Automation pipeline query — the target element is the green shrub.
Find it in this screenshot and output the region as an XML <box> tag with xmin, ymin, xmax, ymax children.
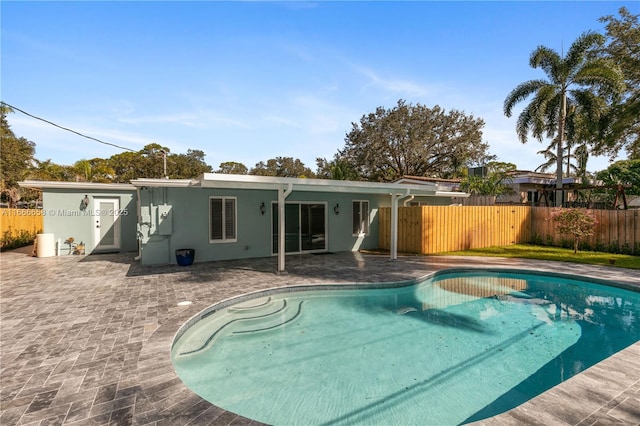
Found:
<box><xmin>607</xmin><ymin>241</ymin><xmax>620</xmax><ymax>254</ymax></box>
<box><xmin>620</xmin><ymin>242</ymin><xmax>633</xmax><ymax>255</ymax></box>
<box><xmin>545</xmin><ymin>234</ymin><xmax>554</xmax><ymax>246</ymax></box>
<box><xmin>1</xmin><ymin>228</ymin><xmax>39</xmax><ymax>251</ymax></box>
<box><xmin>578</xmin><ymin>240</ymin><xmax>592</xmax><ymax>252</ymax></box>
<box><xmin>559</xmin><ymin>238</ymin><xmax>573</xmax><ymax>249</ymax></box>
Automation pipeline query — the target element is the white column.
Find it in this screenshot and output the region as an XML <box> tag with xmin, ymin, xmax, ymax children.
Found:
<box><xmin>390</xmin><ymin>194</ymin><xmax>398</xmax><ymax>260</ymax></box>
<box><xmin>278</xmin><ymin>184</ymin><xmax>293</xmax><ymax>273</ymax></box>
<box><xmin>390</xmin><ymin>192</ymin><xmax>411</xmax><ymax>261</ymax></box>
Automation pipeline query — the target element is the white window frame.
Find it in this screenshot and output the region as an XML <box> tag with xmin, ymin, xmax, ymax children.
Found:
<box><xmin>352</xmin><ymin>200</ymin><xmax>370</xmax><ymax>236</ymax></box>
<box><xmin>209</xmin><ymin>196</ymin><xmax>237</xmax><ymax>243</ymax></box>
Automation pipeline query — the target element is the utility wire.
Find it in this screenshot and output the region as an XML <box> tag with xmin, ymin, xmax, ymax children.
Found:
<box><xmin>1</xmin><ymin>101</ymin><xmax>137</xmax><ymax>152</ymax></box>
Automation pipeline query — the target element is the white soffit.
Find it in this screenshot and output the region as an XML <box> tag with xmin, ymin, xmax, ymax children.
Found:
<box><xmin>197</xmin><ymin>173</ymin><xmax>444</xmax><ymax>196</ymax></box>
<box><xmin>18</xmin><ymin>180</ymin><xmax>136</xmax><ymax>191</ymax></box>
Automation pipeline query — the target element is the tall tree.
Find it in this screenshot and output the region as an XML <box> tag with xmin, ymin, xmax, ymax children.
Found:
<box><xmin>339</xmin><ymin>100</ymin><xmax>488</xmax><ymax>182</ymax></box>
<box><xmin>108</xmin><ymin>151</ymin><xmax>148</xmax><ymax>183</ymax></box>
<box><xmin>216</xmin><ymin>161</ymin><xmax>248</xmax><ymax>175</ymax></box>
<box><xmin>596</xmin><ymin>159</ymin><xmax>640</xmax><ymax>197</ymax></box>
<box><xmin>169</xmin><ymin>149</ymin><xmax>212</xmax><ymax>178</ymax></box>
<box><xmin>73</xmin><ymin>158</ymin><xmax>115</xmax><ymax>183</ymax></box>
<box><xmin>594</xmin><ymin>7</ymin><xmax>640</xmax><ymax>159</ymax></box>
<box><xmin>315</xmin><ymin>156</ymin><xmax>359</xmax><ymax>180</ymax></box>
<box><xmin>250</xmin><ymin>157</ymin><xmax>314</xmax><ymax>178</ymax></box>
<box><xmin>504</xmin><ymin>31</ymin><xmax>624</xmax><ymax>205</ymax></box>
<box><xmin>0</xmin><ymin>106</ymin><xmax>36</xmax><ymax>206</ymax></box>
<box><xmin>28</xmin><ymin>159</ymin><xmax>75</xmax><ymax>181</ymax></box>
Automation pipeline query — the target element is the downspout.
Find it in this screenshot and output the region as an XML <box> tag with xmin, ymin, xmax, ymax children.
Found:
<box><xmin>134</xmin><ymin>186</ymin><xmax>142</xmax><ymax>261</ymax></box>
<box><xmin>164</xmin><ymin>186</ymin><xmax>170</xmax><ymax>265</ymax></box>
<box><xmin>278</xmin><ymin>183</ymin><xmax>293</xmax><ymax>273</ymax></box>
<box><xmin>390</xmin><ymin>190</ymin><xmax>413</xmax><ymax>261</ymax></box>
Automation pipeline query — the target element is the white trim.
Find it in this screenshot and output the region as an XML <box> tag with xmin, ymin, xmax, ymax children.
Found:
<box><xmin>195</xmin><ymin>173</ymin><xmax>448</xmax><ymax>196</ymax></box>
<box><xmin>351</xmin><ymin>200</ymin><xmax>370</xmax><ymax>236</ymax></box>
<box><xmin>93</xmin><ymin>198</ymin><xmax>121</xmax><ymax>251</ymax></box>
<box><xmin>22</xmin><ymin>175</ymin><xmax>469</xmax><ymax>197</ymax></box>
<box><xmin>131</xmin><ymin>178</ymin><xmax>197</xmax><ymax>188</ymax></box>
<box><xmin>19</xmin><ymin>180</ymin><xmax>135</xmax><ymax>191</ymax></box>
<box><xmin>208</xmin><ymin>196</ymin><xmax>237</xmax><ymax>244</ymax></box>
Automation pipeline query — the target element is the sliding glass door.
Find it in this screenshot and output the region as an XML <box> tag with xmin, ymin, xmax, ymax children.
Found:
<box><xmin>272</xmin><ymin>202</ymin><xmax>326</xmax><ymax>254</ymax></box>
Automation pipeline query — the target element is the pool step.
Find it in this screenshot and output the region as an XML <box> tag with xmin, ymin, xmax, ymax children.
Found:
<box><xmin>227</xmin><ymin>296</ymin><xmax>277</xmax><ymax>313</ymax></box>
<box><xmin>231</xmin><ymin>300</ymin><xmax>303</xmax><ymax>335</ymax></box>
<box><xmin>177</xmin><ymin>297</ymin><xmax>303</xmax><ymax>356</ymax></box>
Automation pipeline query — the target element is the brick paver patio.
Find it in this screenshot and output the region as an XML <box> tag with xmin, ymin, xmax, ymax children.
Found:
<box><xmin>1</xmin><ymin>248</ymin><xmax>639</xmax><ymax>425</ymax></box>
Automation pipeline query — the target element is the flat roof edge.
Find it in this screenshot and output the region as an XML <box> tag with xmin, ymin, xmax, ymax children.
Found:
<box><xmin>18</xmin><ymin>180</ymin><xmax>136</xmax><ymax>191</ymax></box>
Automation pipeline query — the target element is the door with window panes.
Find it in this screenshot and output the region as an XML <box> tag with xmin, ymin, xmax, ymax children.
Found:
<box><xmin>272</xmin><ymin>203</ymin><xmax>326</xmax><ymax>254</ymax></box>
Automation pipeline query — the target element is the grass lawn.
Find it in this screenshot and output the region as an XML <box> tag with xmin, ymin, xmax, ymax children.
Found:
<box><xmin>438</xmin><ymin>244</ymin><xmax>640</xmax><ymax>270</ymax></box>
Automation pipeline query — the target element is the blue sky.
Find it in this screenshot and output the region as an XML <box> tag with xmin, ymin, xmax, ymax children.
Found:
<box><xmin>3</xmin><ymin>1</ymin><xmax>638</xmax><ymax>174</ymax></box>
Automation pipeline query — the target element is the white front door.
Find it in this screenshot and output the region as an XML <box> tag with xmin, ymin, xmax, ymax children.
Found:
<box><xmin>93</xmin><ymin>198</ymin><xmax>121</xmax><ymax>251</ymax></box>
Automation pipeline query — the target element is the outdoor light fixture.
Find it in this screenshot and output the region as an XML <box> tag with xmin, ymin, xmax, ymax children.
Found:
<box><xmin>260</xmin><ymin>202</ymin><xmax>266</xmax><ymax>215</ymax></box>
<box><xmin>334</xmin><ymin>203</ymin><xmax>340</xmax><ymax>215</ymax></box>
<box><xmin>80</xmin><ymin>195</ymin><xmax>89</xmax><ymax>211</ymax></box>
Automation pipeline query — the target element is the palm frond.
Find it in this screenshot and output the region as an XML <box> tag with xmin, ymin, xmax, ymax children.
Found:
<box><xmin>516</xmin><ymin>106</ymin><xmax>534</xmax><ymax>143</ymax></box>
<box><xmin>573</xmin><ymin>59</ymin><xmax>626</xmax><ymax>95</ymax></box>
<box><xmin>503</xmin><ymin>79</ymin><xmax>547</xmax><ymax>117</ymax></box>
<box><xmin>565</xmin><ymin>31</ymin><xmax>605</xmax><ymax>71</ymax></box>
<box><xmin>530</xmin><ymin>46</ymin><xmax>561</xmax><ymax>81</ymax></box>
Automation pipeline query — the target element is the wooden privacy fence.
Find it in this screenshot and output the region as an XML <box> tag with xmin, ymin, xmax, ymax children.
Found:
<box><xmin>530</xmin><ymin>207</ymin><xmax>640</xmax><ymax>253</ymax></box>
<box><xmin>379</xmin><ymin>206</ymin><xmax>640</xmax><ymax>254</ymax></box>
<box><xmin>0</xmin><ymin>209</ymin><xmax>44</xmax><ymax>236</ymax></box>
<box><xmin>379</xmin><ymin>206</ymin><xmax>532</xmax><ymax>254</ymax></box>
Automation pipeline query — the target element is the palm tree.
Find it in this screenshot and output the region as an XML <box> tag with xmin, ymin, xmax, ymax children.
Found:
<box><xmin>535</xmin><ymin>145</ymin><xmax>556</xmax><ymax>173</ymax></box>
<box><xmin>504</xmin><ymin>31</ymin><xmax>624</xmax><ymax>206</ymax></box>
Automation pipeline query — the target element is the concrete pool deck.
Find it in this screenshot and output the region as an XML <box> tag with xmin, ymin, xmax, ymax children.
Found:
<box><xmin>1</xmin><ymin>249</ymin><xmax>639</xmax><ymax>425</ymax></box>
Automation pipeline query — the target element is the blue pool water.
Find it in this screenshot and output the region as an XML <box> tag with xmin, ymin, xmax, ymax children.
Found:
<box><xmin>172</xmin><ymin>270</ymin><xmax>640</xmax><ymax>425</ymax></box>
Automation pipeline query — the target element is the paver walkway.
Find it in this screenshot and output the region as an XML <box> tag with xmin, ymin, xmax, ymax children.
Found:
<box><xmin>1</xmin><ymin>249</ymin><xmax>639</xmax><ymax>425</ymax></box>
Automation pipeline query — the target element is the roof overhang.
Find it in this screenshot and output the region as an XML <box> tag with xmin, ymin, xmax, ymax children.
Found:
<box><xmin>21</xmin><ymin>175</ymin><xmax>470</xmax><ymax>198</ymax></box>
<box><xmin>189</xmin><ymin>173</ymin><xmax>468</xmax><ymax>197</ymax></box>
<box><xmin>19</xmin><ymin>180</ymin><xmax>136</xmax><ymax>191</ymax></box>
<box><xmin>130</xmin><ymin>178</ymin><xmax>198</xmax><ymax>188</ymax></box>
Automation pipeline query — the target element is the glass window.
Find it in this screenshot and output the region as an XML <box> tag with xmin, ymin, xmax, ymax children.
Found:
<box><xmin>210</xmin><ymin>197</ymin><xmax>236</xmax><ymax>242</ymax></box>
<box><xmin>352</xmin><ymin>200</ymin><xmax>369</xmax><ymax>235</ymax></box>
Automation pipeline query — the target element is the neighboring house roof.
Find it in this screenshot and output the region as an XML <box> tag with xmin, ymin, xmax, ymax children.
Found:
<box><xmin>131</xmin><ymin>173</ymin><xmax>469</xmax><ymax>198</ymax></box>
<box><xmin>395</xmin><ymin>175</ymin><xmax>461</xmax><ymax>191</ymax></box>
<box><xmin>396</xmin><ymin>175</ymin><xmax>462</xmax><ymax>184</ymax></box>
<box><xmin>508</xmin><ymin>170</ymin><xmax>578</xmax><ymax>186</ymax></box>
<box><xmin>19</xmin><ymin>180</ymin><xmax>136</xmax><ymax>191</ymax></box>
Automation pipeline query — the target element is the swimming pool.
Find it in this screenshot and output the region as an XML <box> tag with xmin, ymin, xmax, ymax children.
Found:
<box><xmin>172</xmin><ymin>270</ymin><xmax>640</xmax><ymax>425</ymax></box>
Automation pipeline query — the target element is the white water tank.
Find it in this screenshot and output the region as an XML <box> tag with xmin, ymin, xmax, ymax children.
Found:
<box><xmin>36</xmin><ymin>233</ymin><xmax>56</xmax><ymax>257</ymax></box>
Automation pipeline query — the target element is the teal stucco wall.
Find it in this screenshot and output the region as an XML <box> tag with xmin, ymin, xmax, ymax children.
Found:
<box><xmin>42</xmin><ymin>189</ymin><xmax>137</xmax><ymax>254</ymax></box>
<box><xmin>138</xmin><ymin>187</ymin><xmax>388</xmax><ymax>265</ymax></box>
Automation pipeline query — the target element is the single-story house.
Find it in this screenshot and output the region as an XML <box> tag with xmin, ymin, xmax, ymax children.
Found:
<box><xmin>20</xmin><ymin>174</ymin><xmax>467</xmax><ymax>271</ymax></box>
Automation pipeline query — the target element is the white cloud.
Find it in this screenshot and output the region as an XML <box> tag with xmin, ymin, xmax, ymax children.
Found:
<box><xmin>354</xmin><ymin>66</ymin><xmax>437</xmax><ymax>98</ymax></box>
